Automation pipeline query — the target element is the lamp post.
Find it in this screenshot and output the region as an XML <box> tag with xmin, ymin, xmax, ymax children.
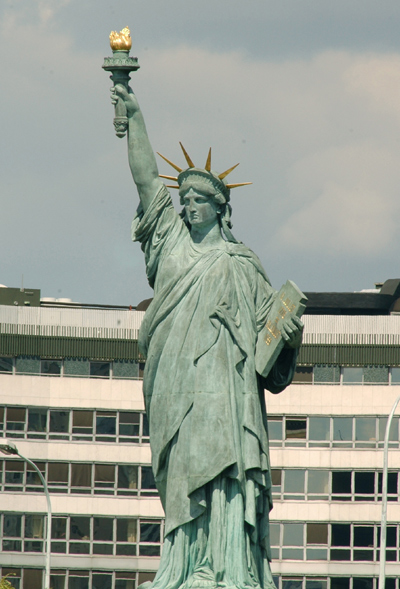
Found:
<box><xmin>0</xmin><ymin>440</ymin><xmax>52</xmax><ymax>589</ymax></box>
<box><xmin>378</xmin><ymin>393</ymin><xmax>400</xmax><ymax>589</ymax></box>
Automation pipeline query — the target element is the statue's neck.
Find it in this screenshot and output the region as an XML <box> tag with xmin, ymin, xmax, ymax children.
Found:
<box><xmin>190</xmin><ymin>221</ymin><xmax>224</xmax><ymax>247</ymax></box>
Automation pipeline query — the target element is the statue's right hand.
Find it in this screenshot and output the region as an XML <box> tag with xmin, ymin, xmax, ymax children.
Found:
<box><xmin>110</xmin><ymin>84</ymin><xmax>140</xmax><ymax>117</ymax></box>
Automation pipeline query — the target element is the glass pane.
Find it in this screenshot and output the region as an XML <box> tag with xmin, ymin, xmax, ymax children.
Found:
<box><xmin>309</xmin><ymin>417</ymin><xmax>330</xmax><ymax>441</ymax></box>
<box><xmin>68</xmin><ymin>572</ymin><xmax>89</xmax><ymax>589</ymax></box>
<box><xmin>378</xmin><ymin>472</ymin><xmax>398</xmax><ymax>495</ymax></box>
<box><xmin>141</xmin><ymin>466</ymin><xmax>156</xmax><ymax>490</ymax></box>
<box><xmin>52</xmin><ymin>517</ymin><xmax>67</xmax><ymax>539</ymax></box>
<box><xmin>50</xmin><ymin>411</ymin><xmax>69</xmax><ymax>433</ymax></box>
<box><xmin>96</xmin><ymin>413</ymin><xmax>116</xmax><ymax>435</ymax></box>
<box><xmin>26</xmin><ymin>462</ymin><xmax>45</xmax><ymax>487</ymax></box>
<box><xmin>283</xmin><ymin>523</ymin><xmax>303</xmax><ymax>546</ymax></box>
<box><xmin>71</xmin><ymin>464</ymin><xmax>91</xmax><ymax>488</ymax></box>
<box><xmin>270</xmin><ymin>523</ymin><xmax>280</xmax><ymax>546</ymax></box>
<box><xmin>333</xmin><ymin>417</ymin><xmax>352</xmax><ymax>441</ymax></box>
<box><xmin>138</xmin><ymin>573</ymin><xmax>155</xmax><ymax>587</ymax></box>
<box><xmin>72</xmin><ymin>411</ymin><xmax>93</xmax><ymax>428</ymax></box>
<box><xmin>355</xmin><ymin>417</ymin><xmax>376</xmax><ymax>442</ymax></box>
<box><xmin>307</xmin><ymin>523</ymin><xmax>328</xmax><ymax>544</ymax></box>
<box><xmin>48</xmin><ymin>463</ymin><xmax>68</xmax><ymax>484</ymax></box>
<box><xmin>118</xmin><ymin>465</ymin><xmax>138</xmax><ymax>491</ymax></box>
<box><xmin>70</xmin><ymin>516</ymin><xmax>90</xmax><ymax>540</ymax></box>
<box><xmin>6</xmin><ymin>407</ymin><xmax>26</xmax><ymax>431</ymax></box>
<box><xmin>332</xmin><ymin>471</ymin><xmax>351</xmax><ymax>495</ymax></box>
<box><xmin>342</xmin><ymin>367</ymin><xmax>363</xmax><ymax>384</ymax></box>
<box><xmin>354</xmin><ymin>526</ymin><xmax>374</xmax><ymax>547</ymax></box>
<box><xmin>306</xmin><ymin>581</ymin><xmax>327</xmax><ymax>589</ymax></box>
<box><xmin>119</xmin><ymin>412</ymin><xmax>140</xmax><ymax>437</ymax></box>
<box><xmin>282</xmin><ymin>581</ymin><xmax>302</xmax><ymax>589</ymax></box>
<box><xmin>331</xmin><ymin>580</ymin><xmax>350</xmax><ymax>589</ymax></box>
<box><xmin>117</xmin><ymin>518</ymin><xmax>137</xmax><ymax>542</ymax></box>
<box><xmin>0</xmin><ymin>357</ymin><xmax>13</xmax><ymax>373</ymax></box>
<box><xmin>28</xmin><ymin>408</ymin><xmax>47</xmax><ymax>433</ymax></box>
<box><xmin>293</xmin><ymin>366</ymin><xmax>313</xmax><ymax>383</ymax></box>
<box><xmin>50</xmin><ymin>575</ymin><xmax>66</xmax><ymax>589</ymax></box>
<box><xmin>331</xmin><ymin>524</ymin><xmax>350</xmax><ymax>546</ymax></box>
<box><xmin>24</xmin><ymin>569</ymin><xmax>42</xmax><ymax>589</ymax></box>
<box><xmin>93</xmin><ymin>517</ymin><xmax>113</xmax><ymax>541</ymax></box>
<box><xmin>391</xmin><ymin>367</ymin><xmax>400</xmax><ymax>384</ymax></box>
<box><xmin>354</xmin><ymin>472</ymin><xmax>375</xmax><ymax>495</ymax></box>
<box><xmin>285</xmin><ymin>419</ymin><xmax>306</xmax><ymax>439</ymax></box>
<box><xmin>5</xmin><ymin>460</ymin><xmax>24</xmax><ymax>486</ymax></box>
<box><xmin>95</xmin><ymin>464</ymin><xmax>115</xmax><ymax>486</ymax></box>
<box><xmin>3</xmin><ymin>514</ymin><xmax>22</xmax><ymax>537</ymax></box>
<box><xmin>353</xmin><ymin>579</ymin><xmax>374</xmax><ymax>589</ymax></box>
<box><xmin>308</xmin><ymin>470</ymin><xmax>329</xmax><ymax>494</ymax></box>
<box><xmin>140</xmin><ymin>522</ymin><xmax>160</xmax><ymax>543</ymax></box>
<box><xmin>90</xmin><ymin>362</ymin><xmax>110</xmax><ymax>378</ymax></box>
<box><xmin>284</xmin><ymin>470</ymin><xmax>305</xmax><ymax>494</ymax></box>
<box><xmin>139</xmin><ymin>544</ymin><xmax>160</xmax><ymax>556</ymax></box>
<box><xmin>41</xmin><ymin>360</ymin><xmax>61</xmax><ymax>376</ymax></box>
<box><xmin>91</xmin><ymin>574</ymin><xmax>112</xmax><ymax>589</ymax></box>
<box><xmin>268</xmin><ymin>418</ymin><xmax>283</xmax><ymax>440</ymax></box>
<box><xmin>271</xmin><ymin>469</ymin><xmax>282</xmax><ymax>488</ymax></box>
<box><xmin>379</xmin><ymin>416</ymin><xmax>398</xmax><ymax>442</ymax></box>
<box><xmin>25</xmin><ymin>515</ymin><xmax>44</xmax><ymax>539</ymax></box>
<box><xmin>142</xmin><ymin>413</ymin><xmax>149</xmax><ymax>437</ymax></box>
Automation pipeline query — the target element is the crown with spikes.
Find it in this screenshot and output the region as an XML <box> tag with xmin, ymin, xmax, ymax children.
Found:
<box><xmin>157</xmin><ymin>143</ymin><xmax>252</xmax><ymax>199</ymax></box>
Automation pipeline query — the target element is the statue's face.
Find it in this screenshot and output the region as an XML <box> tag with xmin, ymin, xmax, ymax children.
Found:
<box><xmin>180</xmin><ymin>183</ymin><xmax>220</xmax><ymax>229</ymax></box>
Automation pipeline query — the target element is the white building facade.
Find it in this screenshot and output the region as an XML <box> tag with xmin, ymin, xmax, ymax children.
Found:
<box><xmin>0</xmin><ymin>281</ymin><xmax>400</xmax><ymax>589</ymax></box>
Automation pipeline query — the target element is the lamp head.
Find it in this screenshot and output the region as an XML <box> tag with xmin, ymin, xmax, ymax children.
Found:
<box><xmin>0</xmin><ymin>439</ymin><xmax>18</xmax><ymax>456</ymax></box>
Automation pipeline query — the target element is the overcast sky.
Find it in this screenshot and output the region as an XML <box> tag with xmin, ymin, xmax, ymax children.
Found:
<box><xmin>1</xmin><ymin>0</ymin><xmax>400</xmax><ymax>305</ymax></box>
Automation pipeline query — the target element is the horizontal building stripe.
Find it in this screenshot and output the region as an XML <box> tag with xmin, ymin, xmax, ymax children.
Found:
<box><xmin>298</xmin><ymin>344</ymin><xmax>400</xmax><ymax>366</ymax></box>
<box><xmin>0</xmin><ymin>334</ymin><xmax>141</xmax><ymax>361</ymax></box>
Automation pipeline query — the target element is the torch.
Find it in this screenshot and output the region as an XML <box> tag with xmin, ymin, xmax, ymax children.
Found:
<box><xmin>102</xmin><ymin>27</ymin><xmax>140</xmax><ymax>138</ymax></box>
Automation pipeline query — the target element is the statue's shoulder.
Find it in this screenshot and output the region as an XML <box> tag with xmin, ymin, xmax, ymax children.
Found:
<box><xmin>225</xmin><ymin>241</ymin><xmax>270</xmax><ymax>284</ymax></box>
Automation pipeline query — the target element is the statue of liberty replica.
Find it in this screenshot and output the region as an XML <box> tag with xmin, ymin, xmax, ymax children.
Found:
<box><xmin>104</xmin><ymin>28</ymin><xmax>304</xmax><ymax>589</ymax></box>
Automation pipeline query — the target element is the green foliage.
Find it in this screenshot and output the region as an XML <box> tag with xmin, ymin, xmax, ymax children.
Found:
<box><xmin>0</xmin><ymin>574</ymin><xmax>16</xmax><ymax>589</ymax></box>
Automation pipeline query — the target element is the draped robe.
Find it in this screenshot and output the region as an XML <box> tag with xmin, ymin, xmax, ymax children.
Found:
<box><xmin>132</xmin><ymin>186</ymin><xmax>297</xmax><ymax>589</ymax></box>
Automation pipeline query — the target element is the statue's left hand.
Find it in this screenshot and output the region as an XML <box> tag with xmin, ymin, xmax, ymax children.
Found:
<box><xmin>281</xmin><ymin>315</ymin><xmax>304</xmax><ymax>349</ymax></box>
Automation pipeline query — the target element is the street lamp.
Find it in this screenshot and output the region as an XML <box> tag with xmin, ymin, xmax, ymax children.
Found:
<box><xmin>0</xmin><ymin>439</ymin><xmax>52</xmax><ymax>589</ymax></box>
<box><xmin>378</xmin><ymin>393</ymin><xmax>400</xmax><ymax>589</ymax></box>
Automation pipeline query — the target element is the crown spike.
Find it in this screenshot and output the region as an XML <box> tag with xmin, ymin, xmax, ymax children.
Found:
<box><xmin>179</xmin><ymin>142</ymin><xmax>195</xmax><ymax>168</ymax></box>
<box><xmin>157</xmin><ymin>152</ymin><xmax>182</xmax><ymax>173</ymax></box>
<box><xmin>219</xmin><ymin>163</ymin><xmax>239</xmax><ymax>180</ymax></box>
<box><xmin>225</xmin><ymin>182</ymin><xmax>252</xmax><ymax>189</ymax></box>
<box><xmin>205</xmin><ymin>148</ymin><xmax>212</xmax><ymax>171</ymax></box>
<box><xmin>159</xmin><ymin>174</ymin><xmax>178</xmax><ymax>181</ymax></box>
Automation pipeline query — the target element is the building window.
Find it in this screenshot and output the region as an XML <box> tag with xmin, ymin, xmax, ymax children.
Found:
<box><xmin>40</xmin><ymin>359</ymin><xmax>62</xmax><ymax>376</ymax></box>
<box><xmin>270</xmin><ymin>469</ymin><xmax>398</xmax><ymax>503</ymax></box>
<box><xmin>0</xmin><ymin>405</ymin><xmax>149</xmax><ymax>445</ymax></box>
<box><xmin>341</xmin><ymin>367</ymin><xmax>363</xmax><ymax>385</ymax></box>
<box><xmin>0</xmin><ymin>460</ymin><xmax>158</xmax><ymax>498</ymax></box>
<box><xmin>390</xmin><ymin>367</ymin><xmax>400</xmax><ymax>384</ymax></box>
<box><xmin>0</xmin><ymin>357</ymin><xmax>14</xmax><ymax>374</ymax></box>
<box><xmin>89</xmin><ymin>361</ymin><xmax>111</xmax><ymax>378</ymax></box>
<box><xmin>285</xmin><ymin>418</ymin><xmax>307</xmax><ymax>445</ymax></box>
<box><xmin>293</xmin><ymin>366</ymin><xmax>313</xmax><ymax>384</ymax></box>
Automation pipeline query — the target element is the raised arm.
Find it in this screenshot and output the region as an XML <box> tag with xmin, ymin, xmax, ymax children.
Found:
<box><xmin>112</xmin><ymin>84</ymin><xmax>164</xmax><ymax>212</ymax></box>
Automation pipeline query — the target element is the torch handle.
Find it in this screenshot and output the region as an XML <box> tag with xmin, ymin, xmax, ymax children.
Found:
<box><xmin>103</xmin><ymin>49</ymin><xmax>140</xmax><ymax>139</ymax></box>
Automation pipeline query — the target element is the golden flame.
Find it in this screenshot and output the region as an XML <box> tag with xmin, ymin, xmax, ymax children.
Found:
<box><xmin>109</xmin><ymin>27</ymin><xmax>132</xmax><ymax>51</ymax></box>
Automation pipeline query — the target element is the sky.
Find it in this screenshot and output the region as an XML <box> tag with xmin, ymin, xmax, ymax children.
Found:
<box><xmin>1</xmin><ymin>0</ymin><xmax>400</xmax><ymax>305</ymax></box>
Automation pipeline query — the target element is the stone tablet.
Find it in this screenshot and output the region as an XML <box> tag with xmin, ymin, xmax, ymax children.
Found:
<box><xmin>255</xmin><ymin>280</ymin><xmax>307</xmax><ymax>378</ymax></box>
